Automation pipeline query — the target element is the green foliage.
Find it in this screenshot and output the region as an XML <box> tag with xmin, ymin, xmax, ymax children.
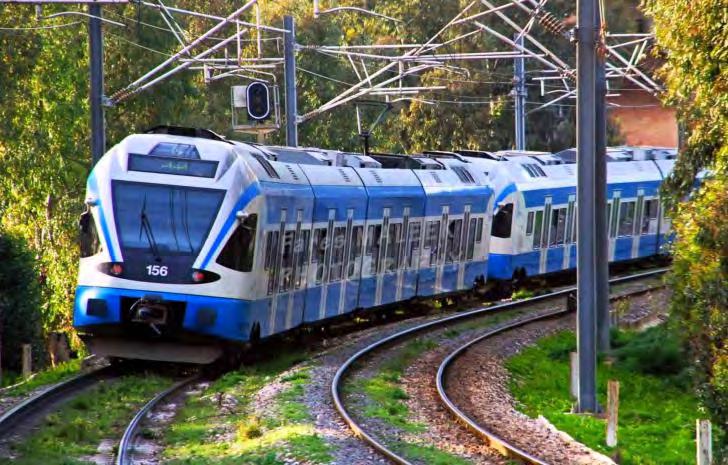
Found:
<box><xmin>612</xmin><ymin>326</ymin><xmax>688</xmax><ymax>378</ymax></box>
<box><xmin>2</xmin><ymin>358</ymin><xmax>80</xmax><ymax>394</ymax></box>
<box><xmin>0</xmin><ymin>374</ymin><xmax>168</xmax><ymax>465</ymax></box>
<box><xmin>164</xmin><ymin>352</ymin><xmax>331</xmax><ymax>465</ymax></box>
<box><xmin>0</xmin><ymin>230</ymin><xmax>44</xmax><ymax>372</ymax></box>
<box><xmin>507</xmin><ymin>330</ymin><xmax>704</xmax><ymax>464</ymax></box>
<box><xmin>642</xmin><ymin>0</ymin><xmax>728</xmax><ymax>456</ymax></box>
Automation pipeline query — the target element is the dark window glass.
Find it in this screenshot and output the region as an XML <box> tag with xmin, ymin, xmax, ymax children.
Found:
<box><xmin>492</xmin><ymin>203</ymin><xmax>514</xmax><ymax>238</ymax></box>
<box><xmin>265</xmin><ymin>231</ymin><xmax>279</xmax><ymax>295</ymax></box>
<box><xmin>407</xmin><ymin>222</ymin><xmax>421</xmax><ymax>268</ymax></box>
<box><xmin>475</xmin><ymin>218</ymin><xmax>483</xmax><ymax>243</ymax></box>
<box><xmin>610</xmin><ymin>198</ymin><xmax>621</xmax><ymax>238</ymax></box>
<box><xmin>467</xmin><ymin>218</ymin><xmax>477</xmax><ymax>260</ymax></box>
<box><xmin>112</xmin><ymin>181</ymin><xmax>224</xmax><ymax>257</ymax></box>
<box><xmin>330</xmin><ymin>227</ymin><xmax>346</xmax><ymax>282</ymax></box>
<box><xmin>280</xmin><ymin>231</ymin><xmax>296</xmax><ymax>291</ymax></box>
<box><xmin>366</xmin><ymin>224</ymin><xmax>382</xmax><ymax>274</ymax></box>
<box><xmin>386</xmin><ymin>223</ymin><xmax>401</xmax><ymax>272</ymax></box>
<box><xmin>446</xmin><ymin>219</ymin><xmax>463</xmax><ymax>263</ymax></box>
<box><xmin>532</xmin><ymin>210</ymin><xmax>544</xmax><ymax>249</ymax></box>
<box><xmin>549</xmin><ymin>208</ymin><xmax>566</xmax><ymax>246</ymax></box>
<box><xmin>216</xmin><ymin>214</ymin><xmax>257</xmax><ymax>272</ymax></box>
<box><xmin>427</xmin><ymin>220</ymin><xmax>441</xmax><ymax>265</ymax></box>
<box><xmin>641</xmin><ymin>199</ymin><xmax>658</xmax><ymax>235</ymax></box>
<box><xmin>618</xmin><ymin>201</ymin><xmax>636</xmax><ymax>236</ymax></box>
<box><xmin>348</xmin><ymin>226</ymin><xmax>363</xmax><ymax>278</ymax></box>
<box><xmin>312</xmin><ymin>228</ymin><xmax>327</xmax><ymax>284</ymax></box>
<box><xmin>295</xmin><ymin>230</ymin><xmax>310</xmax><ymax>289</ymax></box>
<box><xmin>79</xmin><ymin>210</ymin><xmax>101</xmax><ymax>258</ymax></box>
<box><xmin>525</xmin><ymin>211</ymin><xmax>534</xmax><ymax>235</ymax></box>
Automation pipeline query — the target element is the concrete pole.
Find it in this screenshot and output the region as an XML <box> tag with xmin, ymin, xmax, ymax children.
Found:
<box><xmin>513</xmin><ymin>34</ymin><xmax>526</xmax><ymax>151</ymax></box>
<box><xmin>595</xmin><ymin>5</ymin><xmax>610</xmax><ymax>352</ymax></box>
<box><xmin>89</xmin><ymin>4</ymin><xmax>105</xmax><ymax>165</ymax></box>
<box><xmin>283</xmin><ymin>15</ymin><xmax>298</xmax><ymax>147</ymax></box>
<box><xmin>576</xmin><ymin>0</ymin><xmax>598</xmax><ymax>413</ymax></box>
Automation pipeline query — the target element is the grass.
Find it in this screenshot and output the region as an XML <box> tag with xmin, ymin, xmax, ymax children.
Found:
<box><xmin>163</xmin><ymin>351</ymin><xmax>332</xmax><ymax>465</ymax></box>
<box><xmin>0</xmin><ymin>373</ymin><xmax>169</xmax><ymax>465</ymax></box>
<box><xmin>505</xmin><ymin>328</ymin><xmax>701</xmax><ymax>464</ymax></box>
<box><xmin>1</xmin><ymin>359</ymin><xmax>82</xmax><ymax>397</ymax></box>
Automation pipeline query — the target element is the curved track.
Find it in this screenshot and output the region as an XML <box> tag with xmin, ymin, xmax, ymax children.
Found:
<box><xmin>0</xmin><ymin>365</ymin><xmax>115</xmax><ymax>441</ymax></box>
<box><xmin>116</xmin><ymin>375</ymin><xmax>200</xmax><ymax>465</ymax></box>
<box><xmin>331</xmin><ymin>268</ymin><xmax>667</xmax><ymax>465</ymax></box>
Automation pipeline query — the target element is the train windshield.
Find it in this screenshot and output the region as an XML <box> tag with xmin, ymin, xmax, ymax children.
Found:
<box><xmin>112</xmin><ymin>181</ymin><xmax>225</xmax><ymax>257</ymax></box>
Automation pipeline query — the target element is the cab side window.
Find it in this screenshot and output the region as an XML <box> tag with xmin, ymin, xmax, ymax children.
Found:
<box><xmin>491</xmin><ymin>203</ymin><xmax>514</xmax><ymax>239</ymax></box>
<box><xmin>217</xmin><ymin>214</ymin><xmax>258</xmax><ymax>272</ymax></box>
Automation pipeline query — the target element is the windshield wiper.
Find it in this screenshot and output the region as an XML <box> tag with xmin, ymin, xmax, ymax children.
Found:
<box><xmin>138</xmin><ymin>195</ymin><xmax>162</xmax><ymax>262</ymax></box>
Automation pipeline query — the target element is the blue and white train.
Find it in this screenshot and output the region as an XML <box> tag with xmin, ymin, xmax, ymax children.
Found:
<box><xmin>73</xmin><ymin>127</ymin><xmax>493</xmax><ymax>363</ymax></box>
<box><xmin>458</xmin><ymin>147</ymin><xmax>678</xmax><ymax>280</ymax></box>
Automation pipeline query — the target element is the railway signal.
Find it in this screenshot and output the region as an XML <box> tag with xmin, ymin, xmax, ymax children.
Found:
<box><xmin>246</xmin><ymin>82</ymin><xmax>271</xmax><ymax>121</ymax></box>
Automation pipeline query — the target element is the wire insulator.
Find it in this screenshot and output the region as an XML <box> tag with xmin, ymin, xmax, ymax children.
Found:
<box><xmin>536</xmin><ymin>10</ymin><xmax>567</xmax><ymax>37</ymax></box>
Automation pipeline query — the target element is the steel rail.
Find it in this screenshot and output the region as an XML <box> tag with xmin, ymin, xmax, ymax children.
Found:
<box><xmin>436</xmin><ymin>276</ymin><xmax>668</xmax><ymax>464</ymax></box>
<box><xmin>116</xmin><ymin>375</ymin><xmax>199</xmax><ymax>465</ymax></box>
<box><xmin>0</xmin><ymin>365</ymin><xmax>114</xmax><ymax>439</ymax></box>
<box><xmin>331</xmin><ymin>268</ymin><xmax>667</xmax><ymax>464</ymax></box>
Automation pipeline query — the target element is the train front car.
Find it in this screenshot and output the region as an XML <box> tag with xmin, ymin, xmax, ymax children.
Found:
<box><xmin>73</xmin><ymin>127</ymin><xmax>263</xmax><ymax>363</ymax></box>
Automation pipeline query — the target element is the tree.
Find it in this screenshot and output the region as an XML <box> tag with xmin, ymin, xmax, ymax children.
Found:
<box><xmin>643</xmin><ymin>0</ymin><xmax>728</xmax><ymax>457</ymax></box>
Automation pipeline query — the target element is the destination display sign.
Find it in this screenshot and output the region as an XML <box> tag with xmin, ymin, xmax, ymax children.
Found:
<box><xmin>128</xmin><ymin>154</ymin><xmax>218</xmax><ymax>178</ymax></box>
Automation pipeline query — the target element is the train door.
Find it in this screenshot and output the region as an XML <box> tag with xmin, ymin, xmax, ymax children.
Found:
<box><xmin>395</xmin><ymin>207</ymin><xmax>410</xmax><ymax>301</ymax></box>
<box><xmin>375</xmin><ymin>208</ymin><xmax>390</xmax><ymax>305</ymax></box>
<box><xmin>608</xmin><ymin>191</ymin><xmax>621</xmax><ymax>261</ymax></box>
<box><xmin>435</xmin><ymin>206</ymin><xmax>449</xmax><ymax>293</ymax></box>
<box><xmin>457</xmin><ymin>205</ymin><xmax>471</xmax><ymax>289</ymax></box>
<box><xmin>318</xmin><ymin>209</ymin><xmax>336</xmax><ymax>319</ymax></box>
<box><xmin>337</xmin><ymin>209</ymin><xmax>354</xmax><ymax>315</ymax></box>
<box><xmin>539</xmin><ymin>197</ymin><xmax>552</xmax><ymax>274</ymax></box>
<box><xmin>631</xmin><ymin>190</ymin><xmax>645</xmax><ymax>258</ymax></box>
<box><xmin>563</xmin><ymin>195</ymin><xmax>576</xmax><ymax>269</ymax></box>
<box><xmin>265</xmin><ymin>209</ymin><xmax>286</xmax><ymax>334</ymax></box>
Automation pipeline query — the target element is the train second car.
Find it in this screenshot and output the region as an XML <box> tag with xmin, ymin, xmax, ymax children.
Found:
<box><xmin>73</xmin><ymin>127</ymin><xmax>494</xmax><ymax>363</ymax></box>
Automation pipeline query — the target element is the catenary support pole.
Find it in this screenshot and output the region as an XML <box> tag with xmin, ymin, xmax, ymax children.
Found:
<box><xmin>576</xmin><ymin>0</ymin><xmax>598</xmax><ymax>413</ymax></box>
<box><xmin>89</xmin><ymin>3</ymin><xmax>105</xmax><ymax>165</ymax></box>
<box><xmin>595</xmin><ymin>4</ymin><xmax>610</xmax><ymax>352</ymax></box>
<box><xmin>513</xmin><ymin>33</ymin><xmax>526</xmax><ymax>150</ymax></box>
<box><xmin>283</xmin><ymin>15</ymin><xmax>298</xmax><ymax>147</ymax></box>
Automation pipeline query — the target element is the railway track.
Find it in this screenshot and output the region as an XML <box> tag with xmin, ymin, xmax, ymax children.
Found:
<box><xmin>0</xmin><ymin>365</ymin><xmax>115</xmax><ymax>442</ymax></box>
<box><xmin>331</xmin><ymin>268</ymin><xmax>667</xmax><ymax>465</ymax></box>
<box><xmin>115</xmin><ymin>374</ymin><xmax>200</xmax><ymax>465</ymax></box>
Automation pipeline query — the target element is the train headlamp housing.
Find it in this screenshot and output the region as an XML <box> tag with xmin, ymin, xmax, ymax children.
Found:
<box><xmin>191</xmin><ymin>269</ymin><xmax>218</xmax><ymax>284</ymax></box>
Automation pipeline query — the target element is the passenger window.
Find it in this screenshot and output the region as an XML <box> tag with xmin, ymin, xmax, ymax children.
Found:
<box><xmin>641</xmin><ymin>199</ymin><xmax>657</xmax><ymax>234</ymax></box>
<box><xmin>525</xmin><ymin>211</ymin><xmax>534</xmax><ymax>235</ymax></box>
<box><xmin>475</xmin><ymin>218</ymin><xmax>483</xmax><ymax>243</ymax></box>
<box><xmin>312</xmin><ymin>228</ymin><xmax>327</xmax><ymax>284</ymax></box>
<box><xmin>386</xmin><ymin>223</ymin><xmax>401</xmax><ymax>272</ymax></box>
<box><xmin>466</xmin><ymin>218</ymin><xmax>477</xmax><ymax>260</ymax></box>
<box><xmin>618</xmin><ymin>201</ymin><xmax>636</xmax><ymax>236</ymax></box>
<box><xmin>407</xmin><ymin>222</ymin><xmax>421</xmax><ymax>268</ymax></box>
<box><xmin>280</xmin><ymin>231</ymin><xmax>295</xmax><ymax>291</ymax></box>
<box><xmin>217</xmin><ymin>214</ymin><xmax>258</xmax><ymax>272</ymax></box>
<box><xmin>366</xmin><ymin>224</ymin><xmax>382</xmax><ymax>274</ymax></box>
<box><xmin>549</xmin><ymin>208</ymin><xmax>566</xmax><ymax>246</ymax></box>
<box><xmin>492</xmin><ymin>203</ymin><xmax>513</xmax><ymax>239</ymax></box>
<box><xmin>347</xmin><ymin>226</ymin><xmax>363</xmax><ymax>278</ymax></box>
<box><xmin>295</xmin><ymin>230</ymin><xmax>310</xmax><ymax>288</ymax></box>
<box><xmin>329</xmin><ymin>227</ymin><xmax>346</xmax><ymax>282</ymax></box>
<box><xmin>446</xmin><ymin>219</ymin><xmax>463</xmax><ymax>263</ymax></box>
<box><xmin>426</xmin><ymin>220</ymin><xmax>440</xmax><ymax>265</ymax></box>
<box><xmin>264</xmin><ymin>231</ymin><xmax>279</xmax><ymax>294</ymax></box>
<box><xmin>532</xmin><ymin>211</ymin><xmax>543</xmax><ymax>249</ymax></box>
<box><xmin>610</xmin><ymin>198</ymin><xmax>621</xmax><ymax>238</ymax></box>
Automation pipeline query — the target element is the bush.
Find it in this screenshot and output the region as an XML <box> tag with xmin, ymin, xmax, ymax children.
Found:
<box><xmin>613</xmin><ymin>326</ymin><xmax>687</xmax><ymax>377</ymax></box>
<box><xmin>0</xmin><ymin>230</ymin><xmax>45</xmax><ymax>374</ymax></box>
